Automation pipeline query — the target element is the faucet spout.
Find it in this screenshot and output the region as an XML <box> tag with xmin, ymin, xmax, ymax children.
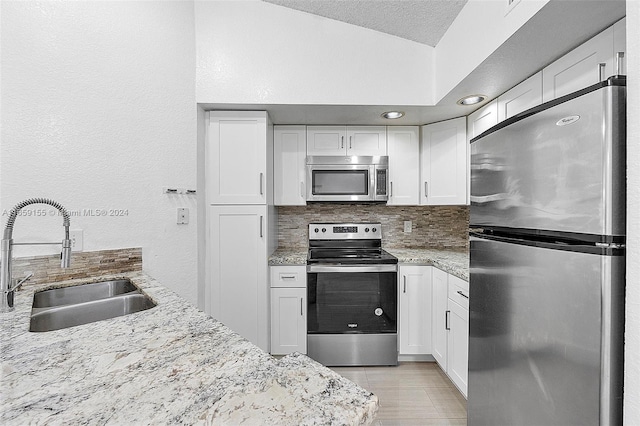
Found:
<box><xmin>1</xmin><ymin>198</ymin><xmax>72</xmax><ymax>312</ymax></box>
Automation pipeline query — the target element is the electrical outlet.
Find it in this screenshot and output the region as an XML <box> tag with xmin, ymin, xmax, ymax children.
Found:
<box><xmin>177</xmin><ymin>208</ymin><xmax>189</xmax><ymax>224</ymax></box>
<box><xmin>403</xmin><ymin>221</ymin><xmax>412</xmax><ymax>233</ymax></box>
<box><xmin>70</xmin><ymin>230</ymin><xmax>83</xmax><ymax>252</ymax></box>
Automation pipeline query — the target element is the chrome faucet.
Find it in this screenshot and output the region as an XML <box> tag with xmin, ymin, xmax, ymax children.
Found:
<box><xmin>1</xmin><ymin>198</ymin><xmax>72</xmax><ymax>312</ymax></box>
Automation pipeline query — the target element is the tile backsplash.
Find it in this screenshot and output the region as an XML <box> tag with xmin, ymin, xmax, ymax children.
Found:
<box><xmin>12</xmin><ymin>247</ymin><xmax>142</xmax><ymax>287</ymax></box>
<box><xmin>277</xmin><ymin>205</ymin><xmax>469</xmax><ymax>249</ymax></box>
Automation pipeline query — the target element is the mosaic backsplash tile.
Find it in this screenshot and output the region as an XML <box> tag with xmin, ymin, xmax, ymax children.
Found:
<box><xmin>277</xmin><ymin>205</ymin><xmax>469</xmax><ymax>249</ymax></box>
<box><xmin>11</xmin><ymin>247</ymin><xmax>142</xmax><ymax>287</ymax></box>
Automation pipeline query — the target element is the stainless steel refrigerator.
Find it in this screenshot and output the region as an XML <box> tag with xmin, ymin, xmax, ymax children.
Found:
<box><xmin>468</xmin><ymin>76</ymin><xmax>626</xmax><ymax>425</ymax></box>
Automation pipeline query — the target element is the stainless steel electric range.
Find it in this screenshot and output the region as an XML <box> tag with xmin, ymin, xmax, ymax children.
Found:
<box><xmin>306</xmin><ymin>223</ymin><xmax>398</xmax><ymax>366</ymax></box>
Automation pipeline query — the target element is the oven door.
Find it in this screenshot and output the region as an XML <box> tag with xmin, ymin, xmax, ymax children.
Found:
<box><xmin>306</xmin><ymin>164</ymin><xmax>375</xmax><ymax>202</ymax></box>
<box><xmin>306</xmin><ymin>264</ymin><xmax>397</xmax><ymax>334</ymax></box>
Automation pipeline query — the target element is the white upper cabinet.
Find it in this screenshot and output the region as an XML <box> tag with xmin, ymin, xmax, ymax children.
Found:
<box><xmin>274</xmin><ymin>125</ymin><xmax>306</xmax><ymax>206</ymax></box>
<box><xmin>208</xmin><ymin>111</ymin><xmax>272</xmax><ymax>205</ymax></box>
<box><xmin>306</xmin><ymin>126</ymin><xmax>346</xmax><ymax>155</ymax></box>
<box><xmin>307</xmin><ymin>126</ymin><xmax>387</xmax><ymax>156</ymax></box>
<box><xmin>467</xmin><ymin>99</ymin><xmax>498</xmax><ymax>140</ymax></box>
<box><xmin>346</xmin><ymin>126</ymin><xmax>387</xmax><ymax>156</ymax></box>
<box><xmin>542</xmin><ymin>26</ymin><xmax>614</xmax><ymax>103</ymax></box>
<box><xmin>387</xmin><ymin>126</ymin><xmax>420</xmax><ymax>205</ymax></box>
<box><xmin>497</xmin><ymin>71</ymin><xmax>543</xmax><ymax>122</ymax></box>
<box><xmin>421</xmin><ymin>117</ymin><xmax>468</xmax><ymax>205</ymax></box>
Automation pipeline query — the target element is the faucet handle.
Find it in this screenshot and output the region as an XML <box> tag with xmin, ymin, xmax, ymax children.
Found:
<box><xmin>10</xmin><ymin>271</ymin><xmax>33</xmax><ymax>292</ymax></box>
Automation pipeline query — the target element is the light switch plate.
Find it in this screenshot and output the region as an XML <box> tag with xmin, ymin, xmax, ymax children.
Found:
<box><xmin>403</xmin><ymin>221</ymin><xmax>412</xmax><ymax>233</ymax></box>
<box><xmin>177</xmin><ymin>208</ymin><xmax>189</xmax><ymax>224</ymax></box>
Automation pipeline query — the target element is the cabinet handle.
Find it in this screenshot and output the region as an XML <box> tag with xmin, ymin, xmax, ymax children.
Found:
<box><xmin>403</xmin><ymin>275</ymin><xmax>406</xmax><ymax>293</ymax></box>
<box><xmin>341</xmin><ymin>136</ymin><xmax>344</xmax><ymax>149</ymax></box>
<box><xmin>598</xmin><ymin>63</ymin><xmax>606</xmax><ymax>82</ymax></box>
<box><xmin>445</xmin><ymin>310</ymin><xmax>450</xmax><ymax>330</ymax></box>
<box><xmin>349</xmin><ymin>136</ymin><xmax>352</xmax><ymax>149</ymax></box>
<box><xmin>301</xmin><ymin>298</ymin><xmax>304</xmax><ymax>316</ymax></box>
<box><xmin>616</xmin><ymin>52</ymin><xmax>625</xmax><ymax>75</ymax></box>
<box><xmin>300</xmin><ymin>181</ymin><xmax>305</xmax><ymax>198</ymax></box>
<box><xmin>457</xmin><ymin>290</ymin><xmax>469</xmax><ymax>299</ymax></box>
<box><xmin>281</xmin><ymin>275</ymin><xmax>296</xmax><ymax>280</ymax></box>
<box><xmin>424</xmin><ymin>182</ymin><xmax>428</xmax><ymax>198</ymax></box>
<box><xmin>259</xmin><ymin>173</ymin><xmax>264</xmax><ymax>195</ymax></box>
<box><xmin>390</xmin><ymin>182</ymin><xmax>393</xmax><ymax>198</ymax></box>
<box><xmin>260</xmin><ymin>215</ymin><xmax>264</xmax><ymax>238</ymax></box>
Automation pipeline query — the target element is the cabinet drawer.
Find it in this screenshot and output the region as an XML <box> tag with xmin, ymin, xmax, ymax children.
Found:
<box><xmin>270</xmin><ymin>266</ymin><xmax>307</xmax><ymax>288</ymax></box>
<box><xmin>448</xmin><ymin>274</ymin><xmax>469</xmax><ymax>310</ymax></box>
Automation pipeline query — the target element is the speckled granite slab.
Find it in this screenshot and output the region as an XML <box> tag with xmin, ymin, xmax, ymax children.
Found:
<box><xmin>1</xmin><ymin>272</ymin><xmax>378</xmax><ymax>425</ymax></box>
<box><xmin>386</xmin><ymin>248</ymin><xmax>469</xmax><ymax>281</ymax></box>
<box><xmin>269</xmin><ymin>248</ymin><xmax>469</xmax><ymax>281</ymax></box>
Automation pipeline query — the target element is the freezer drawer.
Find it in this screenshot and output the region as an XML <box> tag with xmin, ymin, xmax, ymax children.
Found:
<box><xmin>468</xmin><ymin>235</ymin><xmax>624</xmax><ymax>426</ymax></box>
<box><xmin>470</xmin><ymin>80</ymin><xmax>625</xmax><ymax>239</ymax></box>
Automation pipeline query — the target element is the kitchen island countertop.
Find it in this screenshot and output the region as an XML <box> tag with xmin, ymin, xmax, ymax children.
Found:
<box><xmin>1</xmin><ymin>272</ymin><xmax>378</xmax><ymax>425</ymax></box>
<box><xmin>269</xmin><ymin>247</ymin><xmax>468</xmax><ymax>281</ymax></box>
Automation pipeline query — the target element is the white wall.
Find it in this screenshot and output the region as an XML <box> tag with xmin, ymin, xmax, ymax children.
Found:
<box><xmin>624</xmin><ymin>1</ymin><xmax>640</xmax><ymax>422</ymax></box>
<box><xmin>435</xmin><ymin>0</ymin><xmax>549</xmax><ymax>102</ymax></box>
<box><xmin>0</xmin><ymin>1</ymin><xmax>198</xmax><ymax>304</ymax></box>
<box><xmin>195</xmin><ymin>0</ymin><xmax>434</xmax><ymax>106</ymax></box>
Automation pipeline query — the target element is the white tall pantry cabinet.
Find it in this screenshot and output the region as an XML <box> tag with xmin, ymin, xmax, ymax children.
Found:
<box><xmin>207</xmin><ymin>111</ymin><xmax>276</xmax><ymax>352</ymax></box>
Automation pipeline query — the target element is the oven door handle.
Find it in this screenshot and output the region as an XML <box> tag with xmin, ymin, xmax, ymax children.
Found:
<box><xmin>306</xmin><ymin>265</ymin><xmax>397</xmax><ymax>273</ymax></box>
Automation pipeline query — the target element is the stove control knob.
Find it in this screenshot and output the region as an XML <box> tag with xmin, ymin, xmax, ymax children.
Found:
<box><xmin>314</xmin><ymin>228</ymin><xmax>319</xmax><ymax>233</ymax></box>
<box><xmin>364</xmin><ymin>228</ymin><xmax>370</xmax><ymax>233</ymax></box>
<box><xmin>321</xmin><ymin>228</ymin><xmax>326</xmax><ymax>233</ymax></box>
<box><xmin>372</xmin><ymin>227</ymin><xmax>377</xmax><ymax>233</ymax></box>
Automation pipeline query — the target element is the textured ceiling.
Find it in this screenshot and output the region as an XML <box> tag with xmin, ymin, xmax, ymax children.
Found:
<box><xmin>261</xmin><ymin>0</ymin><xmax>468</xmax><ymax>46</ymax></box>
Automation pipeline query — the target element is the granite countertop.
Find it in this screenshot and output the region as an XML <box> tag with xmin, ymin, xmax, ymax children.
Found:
<box><xmin>269</xmin><ymin>247</ymin><xmax>469</xmax><ymax>281</ymax></box>
<box><xmin>1</xmin><ymin>272</ymin><xmax>378</xmax><ymax>425</ymax></box>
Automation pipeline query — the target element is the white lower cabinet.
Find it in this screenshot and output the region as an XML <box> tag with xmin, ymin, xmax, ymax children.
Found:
<box><xmin>447</xmin><ymin>298</ymin><xmax>469</xmax><ymax>397</ymax></box>
<box><xmin>431</xmin><ymin>267</ymin><xmax>449</xmax><ymax>368</ymax></box>
<box><xmin>270</xmin><ymin>266</ymin><xmax>307</xmax><ymax>355</ymax></box>
<box><xmin>431</xmin><ymin>267</ymin><xmax>469</xmax><ymax>398</ymax></box>
<box><xmin>208</xmin><ymin>205</ymin><xmax>270</xmax><ymax>352</ymax></box>
<box><xmin>398</xmin><ymin>265</ymin><xmax>432</xmax><ymax>355</ymax></box>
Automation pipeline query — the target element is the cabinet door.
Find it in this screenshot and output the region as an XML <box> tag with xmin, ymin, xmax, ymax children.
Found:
<box><xmin>306</xmin><ymin>126</ymin><xmax>346</xmax><ymax>156</ymax></box>
<box><xmin>467</xmin><ymin>99</ymin><xmax>498</xmax><ymax>140</ymax></box>
<box><xmin>497</xmin><ymin>71</ymin><xmax>543</xmax><ymax>122</ymax></box>
<box><xmin>209</xmin><ymin>205</ymin><xmax>269</xmax><ymax>351</ymax></box>
<box><xmin>447</xmin><ymin>298</ymin><xmax>469</xmax><ymax>398</ymax></box>
<box><xmin>346</xmin><ymin>126</ymin><xmax>387</xmax><ymax>156</ymax></box>
<box><xmin>387</xmin><ymin>126</ymin><xmax>419</xmax><ymax>205</ymax></box>
<box><xmin>208</xmin><ymin>111</ymin><xmax>268</xmax><ymax>204</ymax></box>
<box><xmin>542</xmin><ymin>26</ymin><xmax>614</xmax><ymax>103</ymax></box>
<box><xmin>398</xmin><ymin>265</ymin><xmax>432</xmax><ymax>355</ymax></box>
<box><xmin>421</xmin><ymin>117</ymin><xmax>467</xmax><ymax>205</ymax></box>
<box><xmin>274</xmin><ymin>126</ymin><xmax>306</xmax><ymax>206</ymax></box>
<box><xmin>431</xmin><ymin>267</ymin><xmax>448</xmax><ymax>370</ymax></box>
<box><xmin>270</xmin><ymin>287</ymin><xmax>306</xmax><ymax>355</ymax></box>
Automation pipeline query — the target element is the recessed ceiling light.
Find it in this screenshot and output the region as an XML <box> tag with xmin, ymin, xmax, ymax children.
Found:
<box><xmin>381</xmin><ymin>111</ymin><xmax>405</xmax><ymax>119</ymax></box>
<box><xmin>457</xmin><ymin>95</ymin><xmax>487</xmax><ymax>106</ymax></box>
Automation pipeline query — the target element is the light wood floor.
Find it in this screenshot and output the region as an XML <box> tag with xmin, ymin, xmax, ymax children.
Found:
<box><xmin>330</xmin><ymin>362</ymin><xmax>467</xmax><ymax>426</ymax></box>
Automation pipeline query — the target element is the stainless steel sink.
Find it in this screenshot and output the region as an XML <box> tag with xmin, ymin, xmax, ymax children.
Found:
<box><xmin>29</xmin><ymin>279</ymin><xmax>156</xmax><ymax>332</ymax></box>
<box><xmin>32</xmin><ymin>279</ymin><xmax>138</xmax><ymax>308</ymax></box>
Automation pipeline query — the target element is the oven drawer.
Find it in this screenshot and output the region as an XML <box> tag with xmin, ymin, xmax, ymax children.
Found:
<box><xmin>270</xmin><ymin>266</ymin><xmax>307</xmax><ymax>288</ymax></box>
<box><xmin>448</xmin><ymin>274</ymin><xmax>469</xmax><ymax>310</ymax></box>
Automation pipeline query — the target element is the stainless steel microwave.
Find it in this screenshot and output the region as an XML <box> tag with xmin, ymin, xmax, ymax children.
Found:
<box><xmin>306</xmin><ymin>156</ymin><xmax>388</xmax><ymax>202</ymax></box>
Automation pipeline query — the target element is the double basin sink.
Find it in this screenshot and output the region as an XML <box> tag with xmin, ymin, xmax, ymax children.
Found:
<box><xmin>29</xmin><ymin>279</ymin><xmax>156</xmax><ymax>332</ymax></box>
